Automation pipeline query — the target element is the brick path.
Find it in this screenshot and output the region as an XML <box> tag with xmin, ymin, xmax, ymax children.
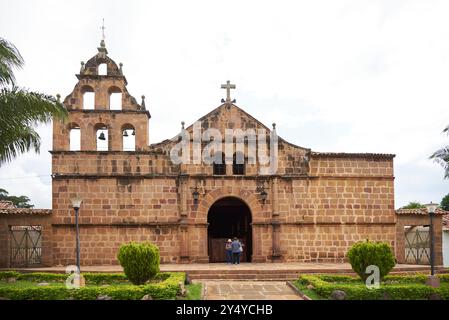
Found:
<box><xmin>202</xmin><ymin>281</ymin><xmax>302</xmax><ymax>300</ymax></box>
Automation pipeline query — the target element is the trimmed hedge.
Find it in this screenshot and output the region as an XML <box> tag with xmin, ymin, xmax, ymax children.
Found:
<box><xmin>0</xmin><ymin>271</ymin><xmax>175</xmax><ymax>284</ymax></box>
<box><xmin>118</xmin><ymin>242</ymin><xmax>160</xmax><ymax>285</ymax></box>
<box><xmin>298</xmin><ymin>274</ymin><xmax>449</xmax><ymax>300</ymax></box>
<box><xmin>0</xmin><ymin>272</ymin><xmax>185</xmax><ymax>300</ymax></box>
<box><xmin>0</xmin><ymin>272</ymin><xmax>128</xmax><ymax>284</ymax></box>
<box><xmin>347</xmin><ymin>240</ymin><xmax>396</xmax><ymax>281</ymax></box>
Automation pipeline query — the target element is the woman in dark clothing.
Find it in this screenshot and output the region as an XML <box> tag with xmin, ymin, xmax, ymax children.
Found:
<box><xmin>231</xmin><ymin>237</ymin><xmax>242</xmax><ymax>264</ymax></box>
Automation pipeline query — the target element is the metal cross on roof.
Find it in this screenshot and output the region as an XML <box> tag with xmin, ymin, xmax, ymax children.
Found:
<box><xmin>101</xmin><ymin>18</ymin><xmax>106</xmax><ymax>40</ymax></box>
<box><xmin>221</xmin><ymin>80</ymin><xmax>236</xmax><ymax>103</ymax></box>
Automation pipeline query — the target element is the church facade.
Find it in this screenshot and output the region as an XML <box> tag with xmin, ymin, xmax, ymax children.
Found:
<box><xmin>48</xmin><ymin>41</ymin><xmax>399</xmax><ymax>265</ymax></box>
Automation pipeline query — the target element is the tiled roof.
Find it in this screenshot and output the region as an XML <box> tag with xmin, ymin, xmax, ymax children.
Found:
<box><xmin>443</xmin><ymin>215</ymin><xmax>449</xmax><ymax>231</ymax></box>
<box><xmin>395</xmin><ymin>208</ymin><xmax>448</xmax><ymax>216</ymax></box>
<box><xmin>311</xmin><ymin>152</ymin><xmax>395</xmax><ymax>159</ymax></box>
<box><xmin>0</xmin><ymin>208</ymin><xmax>52</xmax><ymax>216</ymax></box>
<box><xmin>0</xmin><ymin>200</ymin><xmax>15</xmax><ymax>209</ymax></box>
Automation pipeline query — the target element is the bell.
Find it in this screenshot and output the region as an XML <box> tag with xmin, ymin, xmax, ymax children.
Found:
<box><xmin>132</xmin><ymin>130</ymin><xmax>135</xmax><ymax>136</ymax></box>
<box><xmin>98</xmin><ymin>132</ymin><xmax>106</xmax><ymax>141</ymax></box>
<box><xmin>123</xmin><ymin>130</ymin><xmax>129</xmax><ymax>137</ymax></box>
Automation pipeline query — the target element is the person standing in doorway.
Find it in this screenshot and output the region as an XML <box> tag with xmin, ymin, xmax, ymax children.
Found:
<box><xmin>231</xmin><ymin>237</ymin><xmax>242</xmax><ymax>264</ymax></box>
<box><xmin>225</xmin><ymin>239</ymin><xmax>233</xmax><ymax>264</ymax></box>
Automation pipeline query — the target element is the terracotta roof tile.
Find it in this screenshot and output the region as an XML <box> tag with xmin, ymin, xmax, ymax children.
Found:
<box><xmin>443</xmin><ymin>214</ymin><xmax>449</xmax><ymax>230</ymax></box>
<box><xmin>395</xmin><ymin>208</ymin><xmax>448</xmax><ymax>216</ymax></box>
<box><xmin>0</xmin><ymin>200</ymin><xmax>15</xmax><ymax>209</ymax></box>
<box><xmin>311</xmin><ymin>152</ymin><xmax>395</xmax><ymax>159</ymax></box>
<box><xmin>0</xmin><ymin>208</ymin><xmax>52</xmax><ymax>216</ymax></box>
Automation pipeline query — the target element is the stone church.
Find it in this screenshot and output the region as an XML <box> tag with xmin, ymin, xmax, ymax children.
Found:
<box><xmin>3</xmin><ymin>40</ymin><xmax>443</xmax><ymax>268</ymax></box>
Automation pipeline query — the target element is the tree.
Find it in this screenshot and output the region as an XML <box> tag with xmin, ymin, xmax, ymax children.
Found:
<box><xmin>0</xmin><ymin>37</ymin><xmax>67</xmax><ymax>165</ymax></box>
<box><xmin>401</xmin><ymin>201</ymin><xmax>425</xmax><ymax>209</ymax></box>
<box><xmin>430</xmin><ymin>125</ymin><xmax>449</xmax><ymax>179</ymax></box>
<box><xmin>0</xmin><ymin>188</ymin><xmax>33</xmax><ymax>208</ymax></box>
<box><xmin>441</xmin><ymin>193</ymin><xmax>449</xmax><ymax>211</ymax></box>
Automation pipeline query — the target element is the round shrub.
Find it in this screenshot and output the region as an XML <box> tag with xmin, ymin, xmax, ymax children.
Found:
<box><xmin>347</xmin><ymin>240</ymin><xmax>395</xmax><ymax>281</ymax></box>
<box><xmin>117</xmin><ymin>242</ymin><xmax>160</xmax><ymax>285</ymax></box>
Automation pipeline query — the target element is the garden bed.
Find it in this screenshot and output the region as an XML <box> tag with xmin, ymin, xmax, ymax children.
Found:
<box><xmin>294</xmin><ymin>274</ymin><xmax>449</xmax><ymax>300</ymax></box>
<box><xmin>0</xmin><ymin>271</ymin><xmax>186</xmax><ymax>300</ymax></box>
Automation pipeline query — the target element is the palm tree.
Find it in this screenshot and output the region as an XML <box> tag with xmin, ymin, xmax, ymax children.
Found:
<box><xmin>430</xmin><ymin>125</ymin><xmax>449</xmax><ymax>179</ymax></box>
<box><xmin>0</xmin><ymin>37</ymin><xmax>67</xmax><ymax>165</ymax></box>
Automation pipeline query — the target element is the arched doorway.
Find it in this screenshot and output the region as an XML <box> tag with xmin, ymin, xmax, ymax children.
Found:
<box><xmin>207</xmin><ymin>197</ymin><xmax>252</xmax><ymax>263</ymax></box>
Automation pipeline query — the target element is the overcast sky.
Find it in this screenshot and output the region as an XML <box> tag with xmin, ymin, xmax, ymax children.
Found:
<box><xmin>0</xmin><ymin>0</ymin><xmax>448</xmax><ymax>208</ymax></box>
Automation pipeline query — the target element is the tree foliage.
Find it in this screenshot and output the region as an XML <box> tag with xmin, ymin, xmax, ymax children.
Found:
<box><xmin>0</xmin><ymin>37</ymin><xmax>67</xmax><ymax>165</ymax></box>
<box><xmin>430</xmin><ymin>125</ymin><xmax>449</xmax><ymax>179</ymax></box>
<box><xmin>441</xmin><ymin>193</ymin><xmax>449</xmax><ymax>211</ymax></box>
<box><xmin>0</xmin><ymin>188</ymin><xmax>33</xmax><ymax>208</ymax></box>
<box><xmin>401</xmin><ymin>201</ymin><xmax>425</xmax><ymax>209</ymax></box>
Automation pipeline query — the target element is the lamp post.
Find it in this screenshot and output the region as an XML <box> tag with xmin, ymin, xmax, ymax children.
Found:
<box><xmin>192</xmin><ymin>187</ymin><xmax>200</xmax><ymax>205</ymax></box>
<box><xmin>425</xmin><ymin>201</ymin><xmax>439</xmax><ymax>287</ymax></box>
<box><xmin>260</xmin><ymin>189</ymin><xmax>268</xmax><ymax>204</ymax></box>
<box><xmin>71</xmin><ymin>197</ymin><xmax>82</xmax><ymax>274</ymax></box>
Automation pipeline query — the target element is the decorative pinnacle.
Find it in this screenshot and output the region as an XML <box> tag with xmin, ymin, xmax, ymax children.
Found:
<box><xmin>97</xmin><ymin>19</ymin><xmax>108</xmax><ymax>56</ymax></box>
<box><xmin>101</xmin><ymin>18</ymin><xmax>106</xmax><ymax>41</ymax></box>
<box><xmin>181</xmin><ymin>121</ymin><xmax>185</xmax><ymax>130</ymax></box>
<box><xmin>140</xmin><ymin>95</ymin><xmax>146</xmax><ymax>111</ymax></box>
<box><xmin>272</xmin><ymin>123</ymin><xmax>276</xmax><ymax>130</ymax></box>
<box><xmin>56</xmin><ymin>94</ymin><xmax>61</xmax><ymax>102</ymax></box>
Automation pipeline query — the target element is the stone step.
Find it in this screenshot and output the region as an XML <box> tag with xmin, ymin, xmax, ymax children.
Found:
<box><xmin>185</xmin><ymin>267</ymin><xmax>449</xmax><ymax>280</ymax></box>
<box><xmin>190</xmin><ymin>273</ymin><xmax>301</xmax><ymax>280</ymax></box>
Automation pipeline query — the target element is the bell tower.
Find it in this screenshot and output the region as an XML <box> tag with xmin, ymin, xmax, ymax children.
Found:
<box><xmin>53</xmin><ymin>39</ymin><xmax>150</xmax><ymax>152</ymax></box>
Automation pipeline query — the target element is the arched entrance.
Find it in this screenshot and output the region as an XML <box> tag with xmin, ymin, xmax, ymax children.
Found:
<box><xmin>207</xmin><ymin>197</ymin><xmax>252</xmax><ymax>263</ymax></box>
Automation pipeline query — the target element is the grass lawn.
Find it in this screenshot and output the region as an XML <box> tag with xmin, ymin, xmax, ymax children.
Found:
<box><xmin>180</xmin><ymin>283</ymin><xmax>202</xmax><ymax>300</ymax></box>
<box><xmin>293</xmin><ymin>281</ymin><xmax>324</xmax><ymax>300</ymax></box>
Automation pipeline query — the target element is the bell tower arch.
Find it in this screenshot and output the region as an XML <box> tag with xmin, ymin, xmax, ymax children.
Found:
<box><xmin>52</xmin><ymin>39</ymin><xmax>150</xmax><ymax>152</ymax></box>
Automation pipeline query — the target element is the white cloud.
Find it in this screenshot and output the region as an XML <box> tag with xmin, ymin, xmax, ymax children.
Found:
<box><xmin>0</xmin><ymin>0</ymin><xmax>448</xmax><ymax>208</ymax></box>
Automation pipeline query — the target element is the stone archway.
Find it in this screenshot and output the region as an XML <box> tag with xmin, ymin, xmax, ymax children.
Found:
<box><xmin>195</xmin><ymin>187</ymin><xmax>262</xmax><ymax>263</ymax></box>
<box><xmin>207</xmin><ymin>197</ymin><xmax>252</xmax><ymax>263</ymax></box>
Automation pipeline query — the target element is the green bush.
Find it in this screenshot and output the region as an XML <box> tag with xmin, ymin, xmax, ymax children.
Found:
<box><xmin>347</xmin><ymin>240</ymin><xmax>395</xmax><ymax>281</ymax></box>
<box><xmin>117</xmin><ymin>242</ymin><xmax>160</xmax><ymax>285</ymax></box>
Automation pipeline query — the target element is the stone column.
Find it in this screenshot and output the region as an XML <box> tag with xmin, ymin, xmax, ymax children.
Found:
<box><xmin>178</xmin><ymin>175</ymin><xmax>190</xmax><ymax>263</ymax></box>
<box><xmin>271</xmin><ymin>177</ymin><xmax>281</xmax><ymax>260</ymax></box>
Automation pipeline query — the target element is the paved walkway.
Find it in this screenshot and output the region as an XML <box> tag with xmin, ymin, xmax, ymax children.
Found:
<box><xmin>202</xmin><ymin>281</ymin><xmax>302</xmax><ymax>300</ymax></box>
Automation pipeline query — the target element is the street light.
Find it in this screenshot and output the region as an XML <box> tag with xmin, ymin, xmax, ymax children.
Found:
<box><xmin>425</xmin><ymin>201</ymin><xmax>439</xmax><ymax>287</ymax></box>
<box><xmin>192</xmin><ymin>187</ymin><xmax>200</xmax><ymax>205</ymax></box>
<box><xmin>71</xmin><ymin>197</ymin><xmax>83</xmax><ymax>274</ymax></box>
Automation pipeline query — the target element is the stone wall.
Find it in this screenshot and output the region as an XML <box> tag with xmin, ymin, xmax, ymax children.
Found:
<box><xmin>50</xmin><ymin>150</ymin><xmax>397</xmax><ymax>265</ymax></box>
<box><xmin>0</xmin><ymin>213</ymin><xmax>53</xmax><ymax>267</ymax></box>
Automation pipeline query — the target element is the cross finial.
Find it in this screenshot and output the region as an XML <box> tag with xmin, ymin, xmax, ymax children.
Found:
<box><xmin>221</xmin><ymin>80</ymin><xmax>236</xmax><ymax>103</ymax></box>
<box><xmin>101</xmin><ymin>18</ymin><xmax>106</xmax><ymax>41</ymax></box>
